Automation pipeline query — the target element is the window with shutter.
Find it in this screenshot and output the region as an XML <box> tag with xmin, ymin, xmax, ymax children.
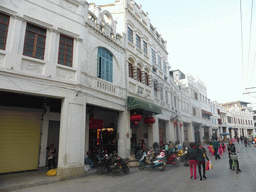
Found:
<box><xmin>97</xmin><ymin>47</ymin><xmax>113</xmax><ymax>82</ymax></box>
<box><xmin>23</xmin><ymin>23</ymin><xmax>46</xmax><ymax>60</ymax></box>
<box><xmin>0</xmin><ymin>13</ymin><xmax>10</xmax><ymax>50</ymax></box>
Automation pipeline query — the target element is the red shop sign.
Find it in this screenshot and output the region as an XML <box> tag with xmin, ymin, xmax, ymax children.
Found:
<box><xmin>89</xmin><ymin>118</ymin><xmax>103</xmax><ymax>129</ymax></box>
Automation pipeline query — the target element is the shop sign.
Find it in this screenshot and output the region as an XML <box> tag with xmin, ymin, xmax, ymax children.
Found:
<box><xmin>89</xmin><ymin>118</ymin><xmax>103</xmax><ymax>129</ymax></box>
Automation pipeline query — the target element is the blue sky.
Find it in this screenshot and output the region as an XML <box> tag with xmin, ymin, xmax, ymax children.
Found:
<box><xmin>90</xmin><ymin>0</ymin><xmax>256</xmax><ymax>106</ymax></box>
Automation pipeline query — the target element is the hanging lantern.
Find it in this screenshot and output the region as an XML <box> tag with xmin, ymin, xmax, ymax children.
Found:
<box><xmin>174</xmin><ymin>120</ymin><xmax>178</xmax><ymax>127</ymax></box>
<box><xmin>130</xmin><ymin>113</ymin><xmax>142</xmax><ymax>126</ymax></box>
<box><xmin>144</xmin><ymin>117</ymin><xmax>156</xmax><ymax>126</ymax></box>
<box><xmin>180</xmin><ymin>123</ymin><xmax>183</xmax><ymax>128</ymax></box>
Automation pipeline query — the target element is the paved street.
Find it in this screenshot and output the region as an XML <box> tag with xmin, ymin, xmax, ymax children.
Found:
<box><xmin>13</xmin><ymin>144</ymin><xmax>256</xmax><ymax>192</ymax></box>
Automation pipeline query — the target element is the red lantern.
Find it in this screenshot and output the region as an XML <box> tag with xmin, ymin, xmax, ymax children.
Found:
<box><xmin>180</xmin><ymin>123</ymin><xmax>183</xmax><ymax>128</ymax></box>
<box><xmin>174</xmin><ymin>120</ymin><xmax>178</xmax><ymax>127</ymax></box>
<box><xmin>130</xmin><ymin>113</ymin><xmax>142</xmax><ymax>126</ymax></box>
<box><xmin>144</xmin><ymin>117</ymin><xmax>156</xmax><ymax>126</ymax></box>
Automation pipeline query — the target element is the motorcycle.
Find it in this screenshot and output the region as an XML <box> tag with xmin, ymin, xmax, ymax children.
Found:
<box><xmin>97</xmin><ymin>152</ymin><xmax>130</xmax><ymax>175</ymax></box>
<box><xmin>164</xmin><ymin>150</ymin><xmax>179</xmax><ymax>166</ymax></box>
<box><xmin>138</xmin><ymin>151</ymin><xmax>166</xmax><ymax>171</ymax></box>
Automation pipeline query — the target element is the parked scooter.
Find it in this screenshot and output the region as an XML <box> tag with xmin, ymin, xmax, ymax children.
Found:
<box><xmin>97</xmin><ymin>151</ymin><xmax>130</xmax><ymax>174</ymax></box>
<box><xmin>138</xmin><ymin>151</ymin><xmax>166</xmax><ymax>171</ymax></box>
<box><xmin>164</xmin><ymin>150</ymin><xmax>179</xmax><ymax>166</ymax></box>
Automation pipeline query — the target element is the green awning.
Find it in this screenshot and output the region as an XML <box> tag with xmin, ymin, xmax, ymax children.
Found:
<box><xmin>127</xmin><ymin>96</ymin><xmax>162</xmax><ymax>114</ymax></box>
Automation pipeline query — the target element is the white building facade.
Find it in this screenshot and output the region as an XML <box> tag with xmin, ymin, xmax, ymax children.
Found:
<box><xmin>0</xmin><ymin>0</ymin><xmax>254</xmax><ymax>179</ymax></box>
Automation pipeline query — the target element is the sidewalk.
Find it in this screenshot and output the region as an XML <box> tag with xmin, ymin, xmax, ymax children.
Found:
<box><xmin>0</xmin><ymin>167</ymin><xmax>97</xmax><ymax>191</ymax></box>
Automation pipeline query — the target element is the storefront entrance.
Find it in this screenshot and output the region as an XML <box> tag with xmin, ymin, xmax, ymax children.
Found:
<box><xmin>0</xmin><ymin>91</ymin><xmax>62</xmax><ymax>173</ymax></box>
<box><xmin>159</xmin><ymin>120</ymin><xmax>166</xmax><ymax>148</ymax></box>
<box><xmin>87</xmin><ymin>105</ymin><xmax>119</xmax><ymax>154</ymax></box>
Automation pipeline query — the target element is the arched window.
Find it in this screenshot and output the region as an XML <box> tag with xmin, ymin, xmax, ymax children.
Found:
<box><xmin>137</xmin><ymin>67</ymin><xmax>142</xmax><ymax>82</ymax></box>
<box><xmin>129</xmin><ymin>63</ymin><xmax>133</xmax><ymax>78</ymax></box>
<box><xmin>97</xmin><ymin>47</ymin><xmax>113</xmax><ymax>82</ymax></box>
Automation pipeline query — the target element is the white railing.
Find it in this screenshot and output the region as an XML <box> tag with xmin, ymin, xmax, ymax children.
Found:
<box><xmin>96</xmin><ymin>79</ymin><xmax>116</xmax><ymax>94</ymax></box>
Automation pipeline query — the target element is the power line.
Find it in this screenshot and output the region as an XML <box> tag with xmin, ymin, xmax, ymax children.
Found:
<box><xmin>249</xmin><ymin>51</ymin><xmax>256</xmax><ymax>87</ymax></box>
<box><xmin>246</xmin><ymin>0</ymin><xmax>254</xmax><ymax>88</ymax></box>
<box><xmin>240</xmin><ymin>0</ymin><xmax>245</xmax><ymax>91</ymax></box>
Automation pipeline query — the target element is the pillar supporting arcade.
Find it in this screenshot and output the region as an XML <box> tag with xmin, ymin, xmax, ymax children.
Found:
<box><xmin>57</xmin><ymin>97</ymin><xmax>86</xmax><ymax>179</ymax></box>
<box><xmin>117</xmin><ymin>110</ymin><xmax>131</xmax><ymax>158</ymax></box>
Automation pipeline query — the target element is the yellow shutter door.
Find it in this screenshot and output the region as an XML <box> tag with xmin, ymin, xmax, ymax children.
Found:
<box><xmin>0</xmin><ymin>109</ymin><xmax>42</xmax><ymax>173</ymax></box>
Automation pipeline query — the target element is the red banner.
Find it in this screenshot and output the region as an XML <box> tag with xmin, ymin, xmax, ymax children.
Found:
<box><xmin>89</xmin><ymin>118</ymin><xmax>103</xmax><ymax>129</ymax></box>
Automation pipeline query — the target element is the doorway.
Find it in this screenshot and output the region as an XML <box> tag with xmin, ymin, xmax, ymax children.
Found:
<box><xmin>47</xmin><ymin>121</ymin><xmax>60</xmax><ymax>167</ymax></box>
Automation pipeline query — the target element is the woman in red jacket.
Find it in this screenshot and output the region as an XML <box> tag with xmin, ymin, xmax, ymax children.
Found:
<box><xmin>187</xmin><ymin>142</ymin><xmax>198</xmax><ymax>179</ymax></box>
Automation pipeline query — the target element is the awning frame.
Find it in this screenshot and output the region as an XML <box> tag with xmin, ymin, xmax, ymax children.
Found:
<box><xmin>127</xmin><ymin>96</ymin><xmax>162</xmax><ymax>114</ymax></box>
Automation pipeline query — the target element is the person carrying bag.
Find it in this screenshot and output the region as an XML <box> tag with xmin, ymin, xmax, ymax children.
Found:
<box><xmin>195</xmin><ymin>143</ymin><xmax>209</xmax><ymax>180</ymax></box>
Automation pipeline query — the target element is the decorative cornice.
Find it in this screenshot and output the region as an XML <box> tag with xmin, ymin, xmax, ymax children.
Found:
<box><xmin>23</xmin><ymin>15</ymin><xmax>53</xmax><ymax>29</ymax></box>
<box><xmin>85</xmin><ymin>22</ymin><xmax>125</xmax><ymax>51</ymax></box>
<box><xmin>0</xmin><ymin>6</ymin><xmax>17</xmax><ymax>16</ymax></box>
<box><xmin>57</xmin><ymin>27</ymin><xmax>83</xmax><ymax>42</ymax></box>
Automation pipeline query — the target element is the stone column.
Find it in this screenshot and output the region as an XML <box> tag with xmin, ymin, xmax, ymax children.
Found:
<box><xmin>132</xmin><ymin>66</ymin><xmax>138</xmax><ymax>80</ymax></box>
<box><xmin>180</xmin><ymin>121</ymin><xmax>184</xmax><ymax>144</ymax></box>
<box><xmin>84</xmin><ymin>113</ymin><xmax>90</xmax><ymax>157</ymax></box>
<box><xmin>148</xmin><ymin>116</ymin><xmax>159</xmax><ymax>147</ymax></box>
<box><xmin>117</xmin><ymin>110</ymin><xmax>131</xmax><ymax>158</ymax></box>
<box><xmin>187</xmin><ymin>123</ymin><xmax>194</xmax><ymax>142</ymax></box>
<box><xmin>219</xmin><ymin>127</ymin><xmax>223</xmax><ymax>134</ymax></box>
<box><xmin>39</xmin><ymin>106</ymin><xmax>50</xmax><ymax>167</ymax></box>
<box><xmin>231</xmin><ymin>129</ymin><xmax>234</xmax><ymax>138</ymax></box>
<box><xmin>199</xmin><ymin>125</ymin><xmax>204</xmax><ymax>143</ymax></box>
<box><xmin>153</xmin><ymin>117</ymin><xmax>160</xmax><ymax>144</ymax></box>
<box><xmin>165</xmin><ymin>120</ymin><xmax>172</xmax><ymax>143</ymax></box>
<box><xmin>217</xmin><ymin>127</ymin><xmax>220</xmax><ymax>139</ymax></box>
<box><xmin>209</xmin><ymin>126</ymin><xmax>212</xmax><ymax>140</ymax></box>
<box><xmin>237</xmin><ymin>128</ymin><xmax>241</xmax><ymax>138</ymax></box>
<box><xmin>141</xmin><ymin>71</ymin><xmax>146</xmax><ymax>84</ymax></box>
<box><xmin>148</xmin><ymin>75</ymin><xmax>153</xmax><ymax>88</ymax></box>
<box><xmin>57</xmin><ymin>98</ymin><xmax>86</xmax><ymax>179</ymax></box>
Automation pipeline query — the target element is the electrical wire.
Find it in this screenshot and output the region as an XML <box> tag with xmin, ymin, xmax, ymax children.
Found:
<box><xmin>246</xmin><ymin>0</ymin><xmax>254</xmax><ymax>88</ymax></box>
<box><xmin>240</xmin><ymin>0</ymin><xmax>245</xmax><ymax>91</ymax></box>
<box><xmin>249</xmin><ymin>51</ymin><xmax>256</xmax><ymax>87</ymax></box>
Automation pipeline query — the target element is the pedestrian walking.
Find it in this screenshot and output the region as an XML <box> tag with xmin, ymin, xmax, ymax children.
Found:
<box><xmin>236</xmin><ymin>136</ymin><xmax>240</xmax><ymax>144</ymax></box>
<box><xmin>183</xmin><ymin>138</ymin><xmax>190</xmax><ymax>152</ymax></box>
<box><xmin>195</xmin><ymin>143</ymin><xmax>209</xmax><ymax>180</ymax></box>
<box><xmin>187</xmin><ymin>142</ymin><xmax>198</xmax><ymax>179</ymax></box>
<box><xmin>212</xmin><ymin>139</ymin><xmax>220</xmax><ymax>160</ymax></box>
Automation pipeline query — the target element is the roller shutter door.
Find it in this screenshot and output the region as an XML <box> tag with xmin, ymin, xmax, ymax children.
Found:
<box><xmin>0</xmin><ymin>108</ymin><xmax>42</xmax><ymax>173</ymax></box>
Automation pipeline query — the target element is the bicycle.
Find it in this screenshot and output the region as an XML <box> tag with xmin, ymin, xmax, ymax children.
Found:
<box><xmin>230</xmin><ymin>152</ymin><xmax>239</xmax><ymax>174</ymax></box>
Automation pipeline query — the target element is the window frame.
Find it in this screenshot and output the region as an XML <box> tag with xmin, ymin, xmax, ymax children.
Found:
<box><xmin>0</xmin><ymin>12</ymin><xmax>10</xmax><ymax>50</ymax></box>
<box><xmin>154</xmin><ymin>80</ymin><xmax>158</xmax><ymax>98</ymax></box>
<box><xmin>145</xmin><ymin>72</ymin><xmax>149</xmax><ymax>86</ymax></box>
<box><xmin>129</xmin><ymin>63</ymin><xmax>133</xmax><ymax>78</ymax></box>
<box><xmin>158</xmin><ymin>55</ymin><xmax>161</xmax><ymax>70</ymax></box>
<box><xmin>128</xmin><ymin>27</ymin><xmax>133</xmax><ymax>44</ymax></box>
<box><xmin>23</xmin><ymin>23</ymin><xmax>47</xmax><ymax>60</ymax></box>
<box><xmin>151</xmin><ymin>49</ymin><xmax>156</xmax><ymax>65</ymax></box>
<box><xmin>163</xmin><ymin>60</ymin><xmax>167</xmax><ymax>74</ymax></box>
<box><xmin>143</xmin><ymin>41</ymin><xmax>147</xmax><ymax>55</ymax></box>
<box><xmin>58</xmin><ymin>34</ymin><xmax>74</xmax><ymax>67</ymax></box>
<box><xmin>165</xmin><ymin>90</ymin><xmax>168</xmax><ymax>104</ymax></box>
<box><xmin>97</xmin><ymin>47</ymin><xmax>113</xmax><ymax>83</ymax></box>
<box><xmin>137</xmin><ymin>67</ymin><xmax>142</xmax><ymax>82</ymax></box>
<box><xmin>136</xmin><ymin>34</ymin><xmax>141</xmax><ymax>50</ymax></box>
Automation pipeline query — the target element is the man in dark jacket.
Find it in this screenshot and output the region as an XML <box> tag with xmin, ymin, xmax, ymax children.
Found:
<box><xmin>227</xmin><ymin>140</ymin><xmax>241</xmax><ymax>172</ymax></box>
<box><xmin>212</xmin><ymin>139</ymin><xmax>220</xmax><ymax>160</ymax></box>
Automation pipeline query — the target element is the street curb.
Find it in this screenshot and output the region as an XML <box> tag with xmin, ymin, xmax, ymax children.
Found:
<box><xmin>0</xmin><ymin>167</ymin><xmax>139</xmax><ymax>191</ymax></box>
